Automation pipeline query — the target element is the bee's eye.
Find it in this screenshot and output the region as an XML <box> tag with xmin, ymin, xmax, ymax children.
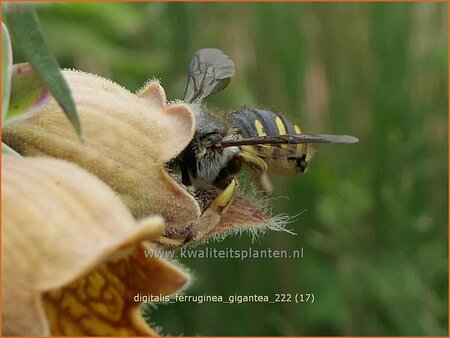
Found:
<box><xmin>201</xmin><ymin>133</ymin><xmax>222</xmax><ymax>148</ymax></box>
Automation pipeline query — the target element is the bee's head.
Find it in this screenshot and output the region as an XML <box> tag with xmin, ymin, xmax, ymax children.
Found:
<box><xmin>194</xmin><ymin>129</ymin><xmax>226</xmax><ymax>159</ymax></box>
<box><xmin>199</xmin><ymin>131</ymin><xmax>223</xmax><ymax>149</ymax></box>
<box><xmin>192</xmin><ymin>108</ymin><xmax>228</xmax><ymax>157</ymax></box>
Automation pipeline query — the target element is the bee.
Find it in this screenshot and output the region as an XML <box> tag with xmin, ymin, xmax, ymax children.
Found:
<box><xmin>173</xmin><ymin>48</ymin><xmax>358</xmax><ymax>193</ymax></box>
<box><xmin>164</xmin><ymin>48</ymin><xmax>358</xmax><ymax>245</ymax></box>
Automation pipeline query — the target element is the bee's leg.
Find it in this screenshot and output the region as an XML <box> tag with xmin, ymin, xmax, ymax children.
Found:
<box><xmin>189</xmin><ymin>178</ymin><xmax>238</xmax><ymax>242</ymax></box>
<box><xmin>256</xmin><ymin>172</ymin><xmax>273</xmax><ymax>194</ymax></box>
<box><xmin>157</xmin><ymin>178</ymin><xmax>238</xmax><ymax>248</ymax></box>
<box><xmin>295</xmin><ymin>143</ymin><xmax>311</xmax><ymax>173</ymax></box>
<box><xmin>239</xmin><ymin>151</ymin><xmax>273</xmax><ymax>194</ymax></box>
<box><xmin>213</xmin><ymin>154</ymin><xmax>242</xmax><ymax>189</ymax></box>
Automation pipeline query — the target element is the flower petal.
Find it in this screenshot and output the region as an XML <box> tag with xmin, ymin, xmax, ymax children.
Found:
<box><xmin>43</xmin><ymin>243</ymin><xmax>189</xmax><ymax>336</ymax></box>
<box><xmin>2</xmin><ymin>156</ymin><xmax>189</xmax><ymax>335</ymax></box>
<box><xmin>2</xmin><ymin>66</ymin><xmax>200</xmax><ymax>228</ymax></box>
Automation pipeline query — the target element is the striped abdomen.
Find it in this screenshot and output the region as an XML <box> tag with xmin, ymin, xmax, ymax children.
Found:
<box><xmin>231</xmin><ymin>108</ymin><xmax>310</xmax><ymax>176</ymax></box>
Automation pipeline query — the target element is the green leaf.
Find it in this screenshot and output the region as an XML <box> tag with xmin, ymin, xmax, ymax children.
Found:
<box><xmin>4</xmin><ymin>4</ymin><xmax>81</xmax><ymax>136</ymax></box>
<box><xmin>2</xmin><ymin>22</ymin><xmax>13</xmax><ymax>122</ymax></box>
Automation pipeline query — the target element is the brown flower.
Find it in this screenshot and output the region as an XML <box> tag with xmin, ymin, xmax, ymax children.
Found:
<box><xmin>2</xmin><ymin>155</ymin><xmax>190</xmax><ymax>335</ymax></box>
<box><xmin>3</xmin><ymin>63</ymin><xmax>200</xmax><ymax>229</ymax></box>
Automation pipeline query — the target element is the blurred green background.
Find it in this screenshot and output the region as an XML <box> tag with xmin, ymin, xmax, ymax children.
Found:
<box><xmin>9</xmin><ymin>2</ymin><xmax>448</xmax><ymax>335</ymax></box>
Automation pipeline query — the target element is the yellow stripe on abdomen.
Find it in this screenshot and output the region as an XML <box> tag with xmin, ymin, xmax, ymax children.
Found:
<box><xmin>254</xmin><ymin>120</ymin><xmax>267</xmax><ymax>136</ymax></box>
<box><xmin>275</xmin><ymin>117</ymin><xmax>287</xmax><ymax>135</ymax></box>
<box><xmin>254</xmin><ymin>119</ymin><xmax>272</xmax><ymax>156</ymax></box>
<box><xmin>294</xmin><ymin>124</ymin><xmax>302</xmax><ymax>153</ymax></box>
<box><xmin>275</xmin><ymin>117</ymin><xmax>289</xmax><ymax>150</ymax></box>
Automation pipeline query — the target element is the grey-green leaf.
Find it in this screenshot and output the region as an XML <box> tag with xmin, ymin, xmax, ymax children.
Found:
<box><xmin>4</xmin><ymin>4</ymin><xmax>81</xmax><ymax>136</ymax></box>
<box><xmin>2</xmin><ymin>22</ymin><xmax>13</xmax><ymax>122</ymax></box>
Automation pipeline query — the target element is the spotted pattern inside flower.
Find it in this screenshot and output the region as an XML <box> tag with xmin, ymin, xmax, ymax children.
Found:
<box><xmin>43</xmin><ymin>244</ymin><xmax>188</xmax><ymax>336</ymax></box>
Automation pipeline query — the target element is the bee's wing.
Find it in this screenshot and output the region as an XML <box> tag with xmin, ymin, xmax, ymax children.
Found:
<box><xmin>220</xmin><ymin>134</ymin><xmax>359</xmax><ymax>158</ymax></box>
<box><xmin>221</xmin><ymin>134</ymin><xmax>359</xmax><ymax>147</ymax></box>
<box><xmin>240</xmin><ymin>143</ymin><xmax>311</xmax><ymax>159</ymax></box>
<box><xmin>183</xmin><ymin>49</ymin><xmax>235</xmax><ymax>103</ymax></box>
